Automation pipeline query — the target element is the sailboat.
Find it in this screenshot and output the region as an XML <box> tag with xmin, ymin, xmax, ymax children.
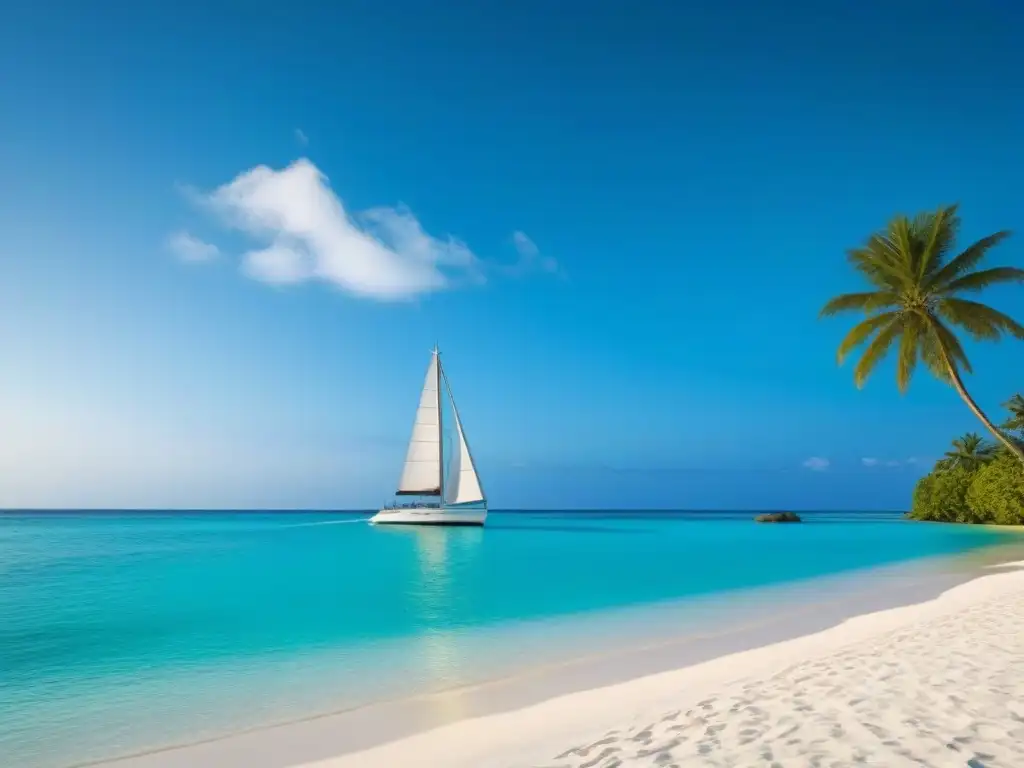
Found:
<box><xmin>370</xmin><ymin>346</ymin><xmax>488</xmax><ymax>526</ymax></box>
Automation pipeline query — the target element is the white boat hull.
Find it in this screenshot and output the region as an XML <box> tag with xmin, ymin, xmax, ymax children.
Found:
<box><xmin>370</xmin><ymin>506</ymin><xmax>487</xmax><ymax>526</ymax></box>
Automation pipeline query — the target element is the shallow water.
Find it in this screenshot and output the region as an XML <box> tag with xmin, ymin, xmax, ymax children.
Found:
<box><xmin>0</xmin><ymin>509</ymin><xmax>1009</xmax><ymax>767</ymax></box>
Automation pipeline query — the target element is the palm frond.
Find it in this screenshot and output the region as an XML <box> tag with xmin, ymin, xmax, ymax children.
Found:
<box><xmin>920</xmin><ymin>315</ymin><xmax>973</xmax><ymax>381</ymax></box>
<box><xmin>847</xmin><ymin>238</ymin><xmax>911</xmax><ymax>292</ymax></box>
<box><xmin>852</xmin><ymin>315</ymin><xmax>902</xmax><ymax>387</ymax></box>
<box><xmin>939</xmin><ymin>266</ymin><xmax>1024</xmax><ymax>295</ymax></box>
<box><xmin>920</xmin><ymin>204</ymin><xmax>959</xmax><ymax>280</ymax></box>
<box><xmin>949</xmin><ymin>433</ymin><xmax>979</xmax><ymax>454</ymax></box>
<box><xmin>940</xmin><ymin>431</ymin><xmax>997</xmax><ymax>469</ymax></box>
<box><xmin>871</xmin><ymin>233</ymin><xmax>907</xmax><ymax>268</ymax></box>
<box><xmin>937</xmin><ymin>300</ymin><xmax>1005</xmax><ymax>341</ymax></box>
<box><xmin>890</xmin><ymin>216</ymin><xmax>917</xmax><ymax>278</ymax></box>
<box><xmin>836</xmin><ymin>311</ymin><xmax>898</xmax><ymax>364</ymax></box>
<box><xmin>820</xmin><ymin>292</ymin><xmax>898</xmax><ymax>317</ymax></box>
<box><xmin>896</xmin><ymin>314</ymin><xmax>923</xmax><ymax>392</ymax></box>
<box><xmin>937</xmin><ymin>298</ymin><xmax>1024</xmax><ymax>341</ymax></box>
<box><xmin>926</xmin><ymin>230</ymin><xmax>1012</xmax><ymax>290</ymax></box>
<box><xmin>1002</xmin><ymin>393</ymin><xmax>1024</xmax><ymax>432</ymax></box>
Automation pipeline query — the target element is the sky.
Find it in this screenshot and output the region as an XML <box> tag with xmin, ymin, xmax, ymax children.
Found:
<box><xmin>1</xmin><ymin>0</ymin><xmax>1023</xmax><ymax>510</ymax></box>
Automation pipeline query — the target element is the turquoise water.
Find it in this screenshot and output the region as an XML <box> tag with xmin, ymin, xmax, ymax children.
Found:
<box><xmin>0</xmin><ymin>510</ymin><xmax>1008</xmax><ymax>767</ymax></box>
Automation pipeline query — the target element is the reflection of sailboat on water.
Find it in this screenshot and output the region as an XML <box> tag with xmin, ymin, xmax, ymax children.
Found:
<box><xmin>372</xmin><ymin>523</ymin><xmax>484</xmax><ymax>699</ymax></box>
<box><xmin>371</xmin><ymin>346</ymin><xmax>487</xmax><ymax>526</ymax></box>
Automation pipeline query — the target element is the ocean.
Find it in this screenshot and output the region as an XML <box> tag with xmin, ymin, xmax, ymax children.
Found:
<box><xmin>0</xmin><ymin>509</ymin><xmax>1012</xmax><ymax>767</ymax></box>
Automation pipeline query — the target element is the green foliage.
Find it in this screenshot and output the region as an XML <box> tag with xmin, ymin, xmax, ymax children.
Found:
<box><xmin>908</xmin><ymin>473</ymin><xmax>939</xmax><ymax>520</ymax></box>
<box><xmin>820</xmin><ymin>204</ymin><xmax>1023</xmax><ymax>393</ymax></box>
<box><xmin>934</xmin><ymin>432</ymin><xmax>997</xmax><ymax>471</ymax></box>
<box><xmin>821</xmin><ymin>204</ymin><xmax>1024</xmax><ymax>466</ymax></box>
<box><xmin>910</xmin><ymin>397</ymin><xmax>1024</xmax><ymax>525</ymax></box>
<box><xmin>908</xmin><ymin>467</ymin><xmax>978</xmax><ymax>523</ymax></box>
<box><xmin>965</xmin><ymin>453</ymin><xmax>1024</xmax><ymax>525</ymax></box>
<box><xmin>1003</xmin><ymin>393</ymin><xmax>1024</xmax><ymax>434</ymax></box>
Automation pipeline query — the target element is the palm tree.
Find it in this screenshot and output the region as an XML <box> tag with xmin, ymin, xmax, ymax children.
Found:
<box><xmin>935</xmin><ymin>432</ymin><xmax>997</xmax><ymax>471</ymax></box>
<box><xmin>1003</xmin><ymin>393</ymin><xmax>1024</xmax><ymax>434</ymax></box>
<box><xmin>820</xmin><ymin>204</ymin><xmax>1024</xmax><ymax>465</ymax></box>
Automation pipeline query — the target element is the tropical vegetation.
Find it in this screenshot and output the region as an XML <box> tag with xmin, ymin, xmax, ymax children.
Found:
<box><xmin>907</xmin><ymin>396</ymin><xmax>1024</xmax><ymax>524</ymax></box>
<box><xmin>910</xmin><ymin>464</ymin><xmax>978</xmax><ymax>523</ymax></box>
<box><xmin>820</xmin><ymin>204</ymin><xmax>1024</xmax><ymax>465</ymax></box>
<box><xmin>934</xmin><ymin>432</ymin><xmax>997</xmax><ymax>471</ymax></box>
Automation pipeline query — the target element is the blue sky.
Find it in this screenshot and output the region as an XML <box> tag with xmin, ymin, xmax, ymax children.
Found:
<box><xmin>2</xmin><ymin>1</ymin><xmax>1023</xmax><ymax>510</ymax></box>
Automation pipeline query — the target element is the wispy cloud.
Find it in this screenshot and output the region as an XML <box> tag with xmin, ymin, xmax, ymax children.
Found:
<box><xmin>802</xmin><ymin>456</ymin><xmax>830</xmax><ymax>472</ymax></box>
<box><xmin>503</xmin><ymin>231</ymin><xmax>561</xmax><ymax>276</ymax></box>
<box><xmin>167</xmin><ymin>231</ymin><xmax>219</xmax><ymax>263</ymax></box>
<box><xmin>295</xmin><ymin>128</ymin><xmax>308</xmax><ymax>146</ymax></box>
<box><xmin>862</xmin><ymin>457</ymin><xmax>905</xmax><ymax>468</ymax></box>
<box><xmin>194</xmin><ymin>159</ymin><xmax>483</xmax><ymax>301</ymax></box>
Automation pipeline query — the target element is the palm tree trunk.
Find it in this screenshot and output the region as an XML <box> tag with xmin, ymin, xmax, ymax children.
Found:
<box><xmin>939</xmin><ymin>351</ymin><xmax>1024</xmax><ymax>465</ymax></box>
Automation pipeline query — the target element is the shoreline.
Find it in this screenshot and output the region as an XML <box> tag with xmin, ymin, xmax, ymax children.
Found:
<box><xmin>90</xmin><ymin>543</ymin><xmax>1024</xmax><ymax>768</ymax></box>
<box><xmin>303</xmin><ymin>560</ymin><xmax>1024</xmax><ymax>768</ymax></box>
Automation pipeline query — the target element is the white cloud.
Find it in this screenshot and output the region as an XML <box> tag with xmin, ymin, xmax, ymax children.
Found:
<box><xmin>200</xmin><ymin>159</ymin><xmax>483</xmax><ymax>301</ymax></box>
<box><xmin>167</xmin><ymin>231</ymin><xmax>219</xmax><ymax>263</ymax></box>
<box><xmin>295</xmin><ymin>128</ymin><xmax>308</xmax><ymax>146</ymax></box>
<box><xmin>861</xmin><ymin>457</ymin><xmax>879</xmax><ymax>466</ymax></box>
<box><xmin>802</xmin><ymin>456</ymin><xmax>830</xmax><ymax>471</ymax></box>
<box><xmin>242</xmin><ymin>243</ymin><xmax>312</xmax><ymax>284</ymax></box>
<box><xmin>505</xmin><ymin>230</ymin><xmax>560</xmax><ymax>276</ymax></box>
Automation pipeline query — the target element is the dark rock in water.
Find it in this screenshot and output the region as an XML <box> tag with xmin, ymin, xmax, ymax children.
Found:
<box><xmin>754</xmin><ymin>511</ymin><xmax>802</xmax><ymax>523</ymax></box>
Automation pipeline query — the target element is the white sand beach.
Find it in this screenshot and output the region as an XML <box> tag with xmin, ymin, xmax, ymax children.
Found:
<box><xmin>303</xmin><ymin>562</ymin><xmax>1024</xmax><ymax>768</ymax></box>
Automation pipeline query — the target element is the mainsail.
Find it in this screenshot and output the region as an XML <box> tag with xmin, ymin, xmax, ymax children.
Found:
<box><xmin>396</xmin><ymin>351</ymin><xmax>442</xmax><ymax>495</ymax></box>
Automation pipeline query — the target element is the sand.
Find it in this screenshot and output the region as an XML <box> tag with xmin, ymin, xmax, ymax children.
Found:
<box><xmin>301</xmin><ymin>562</ymin><xmax>1024</xmax><ymax>768</ymax></box>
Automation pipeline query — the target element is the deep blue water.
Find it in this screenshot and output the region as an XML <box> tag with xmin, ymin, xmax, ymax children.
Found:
<box><xmin>0</xmin><ymin>509</ymin><xmax>1007</xmax><ymax>766</ymax></box>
